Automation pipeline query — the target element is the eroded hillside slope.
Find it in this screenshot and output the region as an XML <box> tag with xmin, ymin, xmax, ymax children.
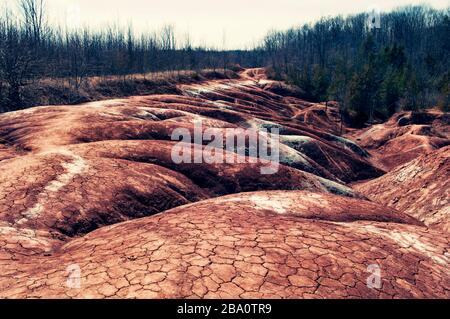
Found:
<box><xmin>355</xmin><ymin>146</ymin><xmax>449</xmax><ymax>232</ymax></box>
<box><xmin>0</xmin><ymin>69</ymin><xmax>448</xmax><ymax>298</ymax></box>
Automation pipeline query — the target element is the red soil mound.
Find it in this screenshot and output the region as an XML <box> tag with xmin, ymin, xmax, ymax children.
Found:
<box><xmin>0</xmin><ymin>140</ymin><xmax>360</xmax><ymax>245</ymax></box>
<box><xmin>347</xmin><ymin>110</ymin><xmax>449</xmax><ymax>171</ymax></box>
<box><xmin>0</xmin><ymin>78</ymin><xmax>382</xmax><ymax>185</ymax></box>
<box><xmin>1</xmin><ymin>191</ymin><xmax>447</xmax><ymax>299</ymax></box>
<box><xmin>355</xmin><ymin>146</ymin><xmax>450</xmax><ymax>232</ymax></box>
<box><xmin>0</xmin><ymin>68</ymin><xmax>448</xmax><ymax>299</ymax></box>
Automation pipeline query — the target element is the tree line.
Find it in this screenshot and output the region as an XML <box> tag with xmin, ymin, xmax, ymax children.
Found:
<box><xmin>0</xmin><ymin>0</ymin><xmax>263</xmax><ymax>111</ymax></box>
<box><xmin>263</xmin><ymin>5</ymin><xmax>449</xmax><ymax>125</ymax></box>
<box><xmin>1</xmin><ymin>1</ymin><xmax>449</xmax><ymax>124</ymax></box>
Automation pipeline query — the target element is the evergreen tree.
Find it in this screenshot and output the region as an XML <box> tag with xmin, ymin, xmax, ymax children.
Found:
<box><xmin>311</xmin><ymin>64</ymin><xmax>329</xmax><ymax>102</ymax></box>
<box><xmin>403</xmin><ymin>67</ymin><xmax>420</xmax><ymax>112</ymax></box>
<box><xmin>437</xmin><ymin>72</ymin><xmax>450</xmax><ymax>112</ymax></box>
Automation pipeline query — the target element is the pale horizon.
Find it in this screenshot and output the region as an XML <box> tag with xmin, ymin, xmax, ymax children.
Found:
<box><xmin>3</xmin><ymin>0</ymin><xmax>450</xmax><ymax>49</ymax></box>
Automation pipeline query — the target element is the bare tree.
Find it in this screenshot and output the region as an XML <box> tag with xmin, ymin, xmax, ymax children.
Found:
<box><xmin>0</xmin><ymin>8</ymin><xmax>34</xmax><ymax>110</ymax></box>
<box><xmin>19</xmin><ymin>0</ymin><xmax>47</xmax><ymax>44</ymax></box>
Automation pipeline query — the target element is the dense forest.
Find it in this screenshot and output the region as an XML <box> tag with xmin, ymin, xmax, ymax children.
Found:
<box><xmin>0</xmin><ymin>0</ymin><xmax>449</xmax><ymax>126</ymax></box>
<box><xmin>263</xmin><ymin>5</ymin><xmax>450</xmax><ymax>124</ymax></box>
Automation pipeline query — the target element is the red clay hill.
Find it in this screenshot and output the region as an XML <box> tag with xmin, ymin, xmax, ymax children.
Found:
<box><xmin>0</xmin><ymin>69</ymin><xmax>448</xmax><ymax>298</ymax></box>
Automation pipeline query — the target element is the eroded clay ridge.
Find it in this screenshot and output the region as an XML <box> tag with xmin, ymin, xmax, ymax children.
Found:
<box><xmin>0</xmin><ymin>69</ymin><xmax>378</xmax><ymax>241</ymax></box>
<box><xmin>0</xmin><ymin>191</ymin><xmax>448</xmax><ymax>299</ymax></box>
<box><xmin>0</xmin><ymin>68</ymin><xmax>449</xmax><ymax>298</ymax></box>
<box><xmin>355</xmin><ymin>146</ymin><xmax>450</xmax><ymax>232</ymax></box>
<box><xmin>346</xmin><ymin>110</ymin><xmax>449</xmax><ymax>171</ymax></box>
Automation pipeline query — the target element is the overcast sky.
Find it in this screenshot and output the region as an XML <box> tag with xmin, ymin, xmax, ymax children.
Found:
<box><xmin>3</xmin><ymin>0</ymin><xmax>449</xmax><ymax>48</ymax></box>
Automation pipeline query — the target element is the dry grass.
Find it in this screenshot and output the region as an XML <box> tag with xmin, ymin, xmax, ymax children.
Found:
<box><xmin>1</xmin><ymin>69</ymin><xmax>239</xmax><ymax>113</ymax></box>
